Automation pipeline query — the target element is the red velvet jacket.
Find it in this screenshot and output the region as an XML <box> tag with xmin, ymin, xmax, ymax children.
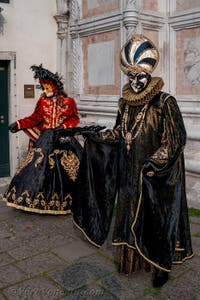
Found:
<box><xmin>16</xmin><ymin>94</ymin><xmax>79</xmax><ymax>141</ymax></box>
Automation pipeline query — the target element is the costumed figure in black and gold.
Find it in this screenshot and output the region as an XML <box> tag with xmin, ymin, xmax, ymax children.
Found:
<box><xmin>72</xmin><ymin>34</ymin><xmax>193</xmax><ymax>287</ymax></box>
<box><xmin>3</xmin><ymin>64</ymin><xmax>82</xmax><ymax>214</ymax></box>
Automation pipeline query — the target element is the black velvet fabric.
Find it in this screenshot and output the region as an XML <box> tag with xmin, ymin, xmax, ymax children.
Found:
<box><xmin>73</xmin><ymin>136</ymin><xmax>118</xmax><ymax>246</ymax></box>
<box><xmin>72</xmin><ymin>91</ymin><xmax>193</xmax><ymax>271</ymax></box>
<box><xmin>4</xmin><ymin>129</ymin><xmax>82</xmax><ymax>214</ymax></box>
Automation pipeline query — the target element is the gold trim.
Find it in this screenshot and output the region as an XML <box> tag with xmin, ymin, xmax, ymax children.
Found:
<box><xmin>113</xmin><ymin>165</ymin><xmax>193</xmax><ymax>272</ymax></box>
<box><xmin>60</xmin><ymin>151</ymin><xmax>80</xmax><ymax>182</ymax></box>
<box><xmin>73</xmin><ymin>219</ymin><xmax>101</xmax><ymax>248</ymax></box>
<box><xmin>3</xmin><ymin>198</ymin><xmax>71</xmax><ymax>215</ymax></box>
<box><xmin>48</xmin><ymin>150</ymin><xmax>80</xmax><ymax>181</ymax></box>
<box><xmin>3</xmin><ymin>186</ymin><xmax>72</xmax><ymax>214</ymax></box>
<box><xmin>25</xmin><ymin>128</ymin><xmax>40</xmax><ymax>140</ymax></box>
<box><xmin>16</xmin><ymin>120</ymin><xmax>21</xmax><ymax>130</ymax></box>
<box><xmin>15</xmin><ymin>148</ymin><xmax>44</xmax><ymax>175</ymax></box>
<box><xmin>172</xmin><ymin>254</ymin><xmax>194</xmax><ymax>264</ymax></box>
<box><xmin>122</xmin><ymin>77</ymin><xmax>164</xmax><ymax>106</ymax></box>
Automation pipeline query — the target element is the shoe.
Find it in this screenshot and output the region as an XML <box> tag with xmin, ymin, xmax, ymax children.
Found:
<box><xmin>152</xmin><ymin>269</ymin><xmax>169</xmax><ymax>287</ymax></box>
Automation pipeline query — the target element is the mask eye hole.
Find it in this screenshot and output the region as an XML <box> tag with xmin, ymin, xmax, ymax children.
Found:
<box><xmin>137</xmin><ymin>74</ymin><xmax>146</xmax><ymax>80</ymax></box>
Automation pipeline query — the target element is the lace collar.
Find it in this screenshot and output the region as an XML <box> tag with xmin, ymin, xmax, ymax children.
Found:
<box><xmin>122</xmin><ymin>77</ymin><xmax>164</xmax><ymax>106</ymax></box>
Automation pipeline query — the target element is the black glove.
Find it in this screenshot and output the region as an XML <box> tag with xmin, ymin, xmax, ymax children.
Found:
<box><xmin>53</xmin><ymin>126</ymin><xmax>63</xmax><ymax>131</ymax></box>
<box><xmin>55</xmin><ymin>125</ymin><xmax>106</xmax><ymax>137</ymax></box>
<box><xmin>81</xmin><ymin>125</ymin><xmax>106</xmax><ymax>138</ymax></box>
<box><xmin>143</xmin><ymin>161</ymin><xmax>156</xmax><ymax>177</ymax></box>
<box><xmin>8</xmin><ymin>122</ymin><xmax>18</xmax><ymax>133</ymax></box>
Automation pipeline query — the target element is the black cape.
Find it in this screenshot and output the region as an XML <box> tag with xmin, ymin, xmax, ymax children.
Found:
<box><xmin>73</xmin><ymin>92</ymin><xmax>193</xmax><ymax>271</ymax></box>
<box><xmin>3</xmin><ymin>129</ymin><xmax>82</xmax><ymax>214</ymax></box>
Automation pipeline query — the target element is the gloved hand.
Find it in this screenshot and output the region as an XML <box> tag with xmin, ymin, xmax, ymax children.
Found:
<box><xmin>81</xmin><ymin>125</ymin><xmax>106</xmax><ymax>138</ymax></box>
<box><xmin>143</xmin><ymin>161</ymin><xmax>156</xmax><ymax>177</ymax></box>
<box><xmin>8</xmin><ymin>122</ymin><xmax>18</xmax><ymax>133</ymax></box>
<box><xmin>54</xmin><ymin>126</ymin><xmax>63</xmax><ymax>130</ymax></box>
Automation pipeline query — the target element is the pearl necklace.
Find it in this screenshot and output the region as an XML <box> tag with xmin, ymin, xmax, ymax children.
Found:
<box><xmin>121</xmin><ymin>103</ymin><xmax>148</xmax><ymax>154</ymax></box>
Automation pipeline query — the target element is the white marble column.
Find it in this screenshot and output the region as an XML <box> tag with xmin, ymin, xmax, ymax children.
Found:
<box><xmin>54</xmin><ymin>0</ymin><xmax>70</xmax><ymax>91</ymax></box>
<box><xmin>123</xmin><ymin>0</ymin><xmax>139</xmax><ymax>39</ymax></box>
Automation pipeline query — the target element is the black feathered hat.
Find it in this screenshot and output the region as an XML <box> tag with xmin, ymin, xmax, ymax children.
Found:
<box><xmin>30</xmin><ymin>64</ymin><xmax>64</xmax><ymax>92</ymax></box>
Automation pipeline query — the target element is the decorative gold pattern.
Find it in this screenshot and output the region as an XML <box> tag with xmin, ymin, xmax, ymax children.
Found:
<box><xmin>122</xmin><ymin>77</ymin><xmax>164</xmax><ymax>106</ymax></box>
<box><xmin>3</xmin><ymin>186</ymin><xmax>72</xmax><ymax>214</ymax></box>
<box><xmin>151</xmin><ymin>119</ymin><xmax>169</xmax><ymax>164</ymax></box>
<box><xmin>122</xmin><ymin>103</ymin><xmax>148</xmax><ymax>153</ymax></box>
<box><xmin>48</xmin><ymin>149</ymin><xmax>80</xmax><ymax>181</ymax></box>
<box><xmin>61</xmin><ymin>151</ymin><xmax>80</xmax><ymax>182</ymax></box>
<box><xmin>16</xmin><ymin>148</ymin><xmax>44</xmax><ymax>175</ymax></box>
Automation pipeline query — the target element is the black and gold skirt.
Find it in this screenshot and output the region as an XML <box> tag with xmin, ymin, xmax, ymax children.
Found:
<box><xmin>3</xmin><ymin>129</ymin><xmax>82</xmax><ymax>215</ymax></box>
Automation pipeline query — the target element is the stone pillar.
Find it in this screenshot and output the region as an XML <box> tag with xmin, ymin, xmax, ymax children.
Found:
<box><xmin>123</xmin><ymin>0</ymin><xmax>139</xmax><ymax>39</ymax></box>
<box><xmin>54</xmin><ymin>0</ymin><xmax>70</xmax><ymax>91</ymax></box>
<box><xmin>121</xmin><ymin>0</ymin><xmax>139</xmax><ymax>89</ymax></box>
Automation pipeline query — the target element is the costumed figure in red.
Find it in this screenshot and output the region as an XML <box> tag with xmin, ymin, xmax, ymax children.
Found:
<box><xmin>3</xmin><ymin>64</ymin><xmax>82</xmax><ymax>214</ymax></box>
<box><xmin>72</xmin><ymin>34</ymin><xmax>193</xmax><ymax>287</ymax></box>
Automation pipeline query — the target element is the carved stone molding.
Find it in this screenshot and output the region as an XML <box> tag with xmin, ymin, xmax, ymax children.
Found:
<box><xmin>123</xmin><ymin>0</ymin><xmax>138</xmax><ymax>38</ymax></box>
<box><xmin>0</xmin><ymin>7</ymin><xmax>6</xmax><ymax>35</ymax></box>
<box><xmin>56</xmin><ymin>0</ymin><xmax>69</xmax><ymax>15</ymax></box>
<box><xmin>54</xmin><ymin>14</ymin><xmax>69</xmax><ymax>40</ymax></box>
<box><xmin>169</xmin><ymin>10</ymin><xmax>200</xmax><ymax>30</ymax></box>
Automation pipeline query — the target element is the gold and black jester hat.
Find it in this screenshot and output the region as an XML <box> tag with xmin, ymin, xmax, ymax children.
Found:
<box><xmin>120</xmin><ymin>34</ymin><xmax>159</xmax><ymax>76</ymax></box>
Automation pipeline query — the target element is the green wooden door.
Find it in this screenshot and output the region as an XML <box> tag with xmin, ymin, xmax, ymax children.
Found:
<box><xmin>0</xmin><ymin>60</ymin><xmax>10</xmax><ymax>176</ymax></box>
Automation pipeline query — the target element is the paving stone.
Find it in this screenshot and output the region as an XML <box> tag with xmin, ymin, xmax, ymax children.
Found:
<box><xmin>0</xmin><ymin>236</ymin><xmax>17</xmax><ymax>253</ymax></box>
<box><xmin>28</xmin><ymin>233</ymin><xmax>74</xmax><ymax>254</ymax></box>
<box><xmin>190</xmin><ymin>223</ymin><xmax>200</xmax><ymax>236</ymax></box>
<box><xmin>0</xmin><ymin>294</ymin><xmax>6</xmax><ymax>300</ymax></box>
<box><xmin>3</xmin><ymin>276</ymin><xmax>64</xmax><ymax>300</ymax></box>
<box><xmin>160</xmin><ymin>269</ymin><xmax>200</xmax><ymax>300</ymax></box>
<box><xmin>8</xmin><ymin>231</ymin><xmax>74</xmax><ymax>260</ymax></box>
<box><xmin>0</xmin><ymin>185</ymin><xmax>199</xmax><ymax>300</ymax></box>
<box><xmin>99</xmin><ymin>244</ymin><xmax>118</xmax><ymax>264</ymax></box>
<box><xmin>98</xmin><ymin>271</ymin><xmax>153</xmax><ymax>300</ymax></box>
<box><xmin>48</xmin><ymin>253</ymin><xmax>116</xmax><ymax>292</ymax></box>
<box><xmin>61</xmin><ymin>284</ymin><xmax>118</xmax><ymax>300</ymax></box>
<box><xmin>15</xmin><ymin>252</ymin><xmax>65</xmax><ymax>276</ymax></box>
<box><xmin>0</xmin><ymin>252</ymin><xmax>15</xmax><ymax>267</ymax></box>
<box><xmin>0</xmin><ymin>264</ymin><xmax>26</xmax><ymax>289</ymax></box>
<box><xmin>54</xmin><ymin>217</ymin><xmax>82</xmax><ymax>239</ymax></box>
<box><xmin>190</xmin><ymin>216</ymin><xmax>200</xmax><ymax>225</ymax></box>
<box><xmin>52</xmin><ymin>239</ymin><xmax>98</xmax><ymax>262</ymax></box>
<box><xmin>191</xmin><ymin>237</ymin><xmax>200</xmax><ymax>256</ymax></box>
<box><xmin>8</xmin><ymin>243</ymin><xmax>38</xmax><ymax>261</ymax></box>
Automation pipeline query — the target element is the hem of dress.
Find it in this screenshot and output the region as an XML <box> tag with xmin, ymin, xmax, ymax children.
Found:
<box><xmin>172</xmin><ymin>253</ymin><xmax>194</xmax><ymax>264</ymax></box>
<box><xmin>73</xmin><ymin>218</ymin><xmax>101</xmax><ymax>248</ymax></box>
<box><xmin>3</xmin><ymin>199</ymin><xmax>71</xmax><ymax>215</ymax></box>
<box><xmin>112</xmin><ymin>241</ymin><xmax>194</xmax><ymax>272</ymax></box>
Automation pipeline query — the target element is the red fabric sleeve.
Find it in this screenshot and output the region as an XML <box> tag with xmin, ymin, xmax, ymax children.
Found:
<box><xmin>62</xmin><ymin>98</ymin><xmax>80</xmax><ymax>129</ymax></box>
<box><xmin>16</xmin><ymin>98</ymin><xmax>44</xmax><ymax>130</ymax></box>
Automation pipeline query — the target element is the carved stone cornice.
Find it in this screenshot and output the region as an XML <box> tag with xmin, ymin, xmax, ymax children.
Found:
<box><xmin>169</xmin><ymin>9</ymin><xmax>200</xmax><ymax>30</ymax></box>
<box><xmin>70</xmin><ymin>11</ymin><xmax>121</xmax><ymax>38</ymax></box>
<box><xmin>54</xmin><ymin>14</ymin><xmax>69</xmax><ymax>40</ymax></box>
<box><xmin>123</xmin><ymin>0</ymin><xmax>138</xmax><ymax>37</ymax></box>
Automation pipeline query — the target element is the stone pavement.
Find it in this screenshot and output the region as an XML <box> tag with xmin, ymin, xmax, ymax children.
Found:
<box><xmin>0</xmin><ymin>183</ymin><xmax>200</xmax><ymax>300</ymax></box>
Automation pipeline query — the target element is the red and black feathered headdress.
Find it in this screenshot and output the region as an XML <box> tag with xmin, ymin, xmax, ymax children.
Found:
<box><xmin>30</xmin><ymin>64</ymin><xmax>64</xmax><ymax>92</ymax></box>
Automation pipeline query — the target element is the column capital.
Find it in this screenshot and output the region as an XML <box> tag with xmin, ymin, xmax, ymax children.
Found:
<box><xmin>123</xmin><ymin>0</ymin><xmax>139</xmax><ymax>37</ymax></box>
<box><xmin>54</xmin><ymin>14</ymin><xmax>69</xmax><ymax>40</ymax></box>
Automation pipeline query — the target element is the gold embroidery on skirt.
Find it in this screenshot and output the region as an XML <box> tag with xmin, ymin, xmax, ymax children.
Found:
<box><xmin>48</xmin><ymin>149</ymin><xmax>80</xmax><ymax>181</ymax></box>
<box><xmin>16</xmin><ymin>148</ymin><xmax>44</xmax><ymax>174</ymax></box>
<box><xmin>49</xmin><ymin>149</ymin><xmax>60</xmax><ymax>169</ymax></box>
<box><xmin>4</xmin><ymin>182</ymin><xmax>74</xmax><ymax>212</ymax></box>
<box><xmin>60</xmin><ymin>151</ymin><xmax>80</xmax><ymax>182</ymax></box>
